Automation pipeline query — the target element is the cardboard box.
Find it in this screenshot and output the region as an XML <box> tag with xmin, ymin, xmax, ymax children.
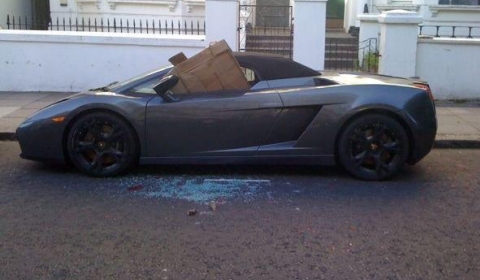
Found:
<box><xmin>168</xmin><ymin>40</ymin><xmax>250</xmax><ymax>93</ymax></box>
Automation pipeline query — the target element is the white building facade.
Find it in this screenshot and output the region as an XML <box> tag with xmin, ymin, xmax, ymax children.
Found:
<box><xmin>2</xmin><ymin>0</ymin><xmax>50</xmax><ymax>30</ymax></box>
<box><xmin>48</xmin><ymin>0</ymin><xmax>205</xmax><ymax>22</ymax></box>
<box><xmin>345</xmin><ymin>0</ymin><xmax>480</xmax><ymax>35</ymax></box>
<box><xmin>47</xmin><ymin>0</ymin><xmax>304</xmax><ymax>28</ymax></box>
<box><xmin>1</xmin><ymin>0</ymin><xmax>32</xmax><ymax>29</ymax></box>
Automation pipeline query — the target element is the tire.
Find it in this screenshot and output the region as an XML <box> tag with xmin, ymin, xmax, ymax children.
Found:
<box><xmin>67</xmin><ymin>112</ymin><xmax>139</xmax><ymax>177</ymax></box>
<box><xmin>337</xmin><ymin>114</ymin><xmax>409</xmax><ymax>181</ymax></box>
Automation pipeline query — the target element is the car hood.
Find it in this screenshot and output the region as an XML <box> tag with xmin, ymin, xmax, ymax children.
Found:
<box><xmin>59</xmin><ymin>90</ymin><xmax>146</xmax><ymax>101</ymax></box>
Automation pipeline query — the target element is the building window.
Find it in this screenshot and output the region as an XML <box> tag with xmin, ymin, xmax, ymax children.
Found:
<box><xmin>439</xmin><ymin>0</ymin><xmax>480</xmax><ymax>4</ymax></box>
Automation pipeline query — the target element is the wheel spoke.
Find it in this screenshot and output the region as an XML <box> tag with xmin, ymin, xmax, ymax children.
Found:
<box><xmin>351</xmin><ymin>129</ymin><xmax>368</xmax><ymax>146</ymax></box>
<box><xmin>88</xmin><ymin>153</ymin><xmax>104</xmax><ymax>172</ymax></box>
<box><xmin>86</xmin><ymin>119</ymin><xmax>102</xmax><ymax>140</ymax></box>
<box><xmin>104</xmin><ymin>148</ymin><xmax>127</xmax><ymax>163</ymax></box>
<box><xmin>353</xmin><ymin>151</ymin><xmax>367</xmax><ymax>167</ymax></box>
<box><xmin>373</xmin><ymin>123</ymin><xmax>387</xmax><ymax>141</ymax></box>
<box><xmin>383</xmin><ymin>141</ymin><xmax>400</xmax><ymax>153</ymax></box>
<box><xmin>105</xmin><ymin>126</ymin><xmax>124</xmax><ymax>142</ymax></box>
<box><xmin>373</xmin><ymin>154</ymin><xmax>391</xmax><ymax>174</ymax></box>
<box><xmin>73</xmin><ymin>141</ymin><xmax>94</xmax><ymax>154</ymax></box>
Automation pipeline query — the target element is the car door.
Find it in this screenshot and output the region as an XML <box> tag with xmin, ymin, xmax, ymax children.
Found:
<box><xmin>145</xmin><ymin>89</ymin><xmax>283</xmax><ymax>158</ymax></box>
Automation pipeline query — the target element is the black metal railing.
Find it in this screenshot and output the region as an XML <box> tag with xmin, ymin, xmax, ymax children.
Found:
<box><xmin>6</xmin><ymin>14</ymin><xmax>205</xmax><ymax>35</ymax></box>
<box><xmin>438</xmin><ymin>0</ymin><xmax>480</xmax><ymax>5</ymax></box>
<box><xmin>358</xmin><ymin>38</ymin><xmax>378</xmax><ymax>73</ymax></box>
<box><xmin>419</xmin><ymin>25</ymin><xmax>480</xmax><ymax>38</ymax></box>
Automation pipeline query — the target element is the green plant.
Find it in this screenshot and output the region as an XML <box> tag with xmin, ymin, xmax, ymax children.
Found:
<box><xmin>361</xmin><ymin>52</ymin><xmax>379</xmax><ymax>73</ymax></box>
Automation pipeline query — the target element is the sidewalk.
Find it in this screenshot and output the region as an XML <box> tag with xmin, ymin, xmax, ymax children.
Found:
<box><xmin>1</xmin><ymin>92</ymin><xmax>479</xmax><ymax>147</ymax></box>
<box><xmin>0</xmin><ymin>92</ymin><xmax>73</xmax><ymax>140</ymax></box>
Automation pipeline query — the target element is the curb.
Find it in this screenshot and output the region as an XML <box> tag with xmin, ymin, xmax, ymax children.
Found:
<box><xmin>2</xmin><ymin>131</ymin><xmax>480</xmax><ymax>149</ymax></box>
<box><xmin>433</xmin><ymin>140</ymin><xmax>480</xmax><ymax>149</ymax></box>
<box><xmin>0</xmin><ymin>132</ymin><xmax>17</xmax><ymax>141</ymax></box>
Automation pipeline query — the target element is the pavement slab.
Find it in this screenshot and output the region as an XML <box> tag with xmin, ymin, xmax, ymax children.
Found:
<box><xmin>0</xmin><ymin>107</ymin><xmax>20</xmax><ymax>118</ymax></box>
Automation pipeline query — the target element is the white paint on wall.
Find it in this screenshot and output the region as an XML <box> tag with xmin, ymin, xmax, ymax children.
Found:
<box><xmin>0</xmin><ymin>30</ymin><xmax>206</xmax><ymax>92</ymax></box>
<box><xmin>416</xmin><ymin>38</ymin><xmax>480</xmax><ymax>99</ymax></box>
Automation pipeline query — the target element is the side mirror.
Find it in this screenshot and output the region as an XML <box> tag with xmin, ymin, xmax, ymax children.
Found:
<box><xmin>153</xmin><ymin>75</ymin><xmax>180</xmax><ymax>102</ymax></box>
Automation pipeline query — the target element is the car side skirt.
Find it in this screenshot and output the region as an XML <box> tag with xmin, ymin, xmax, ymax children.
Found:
<box><xmin>139</xmin><ymin>155</ymin><xmax>336</xmax><ymax>166</ymax></box>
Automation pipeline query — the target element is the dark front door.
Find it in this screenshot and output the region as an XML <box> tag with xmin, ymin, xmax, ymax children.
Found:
<box><xmin>255</xmin><ymin>0</ymin><xmax>290</xmax><ymax>27</ymax></box>
<box><xmin>326</xmin><ymin>0</ymin><xmax>345</xmax><ymax>29</ymax></box>
<box><xmin>31</xmin><ymin>0</ymin><xmax>50</xmax><ymax>30</ymax></box>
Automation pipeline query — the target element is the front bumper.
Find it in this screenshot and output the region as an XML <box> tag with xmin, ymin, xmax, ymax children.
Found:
<box><xmin>17</xmin><ymin>118</ymin><xmax>66</xmax><ymax>163</ymax></box>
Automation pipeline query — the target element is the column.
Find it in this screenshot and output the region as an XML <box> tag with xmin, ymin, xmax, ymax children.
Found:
<box><xmin>205</xmin><ymin>0</ymin><xmax>239</xmax><ymax>51</ymax></box>
<box><xmin>293</xmin><ymin>0</ymin><xmax>328</xmax><ymax>70</ymax></box>
<box><xmin>377</xmin><ymin>10</ymin><xmax>422</xmax><ymax>78</ymax></box>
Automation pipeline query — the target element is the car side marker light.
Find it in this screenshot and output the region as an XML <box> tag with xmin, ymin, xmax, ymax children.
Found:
<box><xmin>52</xmin><ymin>116</ymin><xmax>66</xmax><ymax>123</ymax></box>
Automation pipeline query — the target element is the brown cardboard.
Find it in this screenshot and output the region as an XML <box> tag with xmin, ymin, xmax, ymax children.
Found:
<box><xmin>168</xmin><ymin>52</ymin><xmax>188</xmax><ymax>66</ymax></box>
<box><xmin>168</xmin><ymin>40</ymin><xmax>250</xmax><ymax>93</ymax></box>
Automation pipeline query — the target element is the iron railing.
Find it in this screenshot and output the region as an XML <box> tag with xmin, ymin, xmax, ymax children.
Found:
<box><xmin>358</xmin><ymin>38</ymin><xmax>378</xmax><ymax>73</ymax></box>
<box><xmin>419</xmin><ymin>25</ymin><xmax>480</xmax><ymax>38</ymax></box>
<box><xmin>6</xmin><ymin>14</ymin><xmax>205</xmax><ymax>35</ymax></box>
<box><xmin>438</xmin><ymin>0</ymin><xmax>480</xmax><ymax>5</ymax></box>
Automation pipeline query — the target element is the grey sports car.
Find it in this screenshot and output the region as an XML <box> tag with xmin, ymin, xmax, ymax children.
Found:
<box><xmin>16</xmin><ymin>52</ymin><xmax>437</xmax><ymax>180</ymax></box>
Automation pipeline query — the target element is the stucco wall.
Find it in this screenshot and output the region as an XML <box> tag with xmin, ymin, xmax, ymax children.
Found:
<box><xmin>0</xmin><ymin>30</ymin><xmax>206</xmax><ymax>92</ymax></box>
<box><xmin>416</xmin><ymin>37</ymin><xmax>480</xmax><ymax>99</ymax></box>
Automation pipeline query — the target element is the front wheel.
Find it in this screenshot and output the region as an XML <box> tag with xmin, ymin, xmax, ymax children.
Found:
<box><xmin>67</xmin><ymin>112</ymin><xmax>139</xmax><ymax>177</ymax></box>
<box><xmin>337</xmin><ymin>114</ymin><xmax>409</xmax><ymax>181</ymax></box>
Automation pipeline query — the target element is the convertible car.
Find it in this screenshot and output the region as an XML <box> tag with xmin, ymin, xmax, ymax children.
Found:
<box><xmin>16</xmin><ymin>52</ymin><xmax>437</xmax><ymax>181</ymax></box>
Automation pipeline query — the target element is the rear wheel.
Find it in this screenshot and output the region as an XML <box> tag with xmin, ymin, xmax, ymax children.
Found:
<box><xmin>338</xmin><ymin>114</ymin><xmax>409</xmax><ymax>181</ymax></box>
<box><xmin>67</xmin><ymin>112</ymin><xmax>139</xmax><ymax>177</ymax></box>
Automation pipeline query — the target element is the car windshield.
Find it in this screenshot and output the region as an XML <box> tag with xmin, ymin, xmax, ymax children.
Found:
<box><xmin>96</xmin><ymin>65</ymin><xmax>173</xmax><ymax>92</ymax></box>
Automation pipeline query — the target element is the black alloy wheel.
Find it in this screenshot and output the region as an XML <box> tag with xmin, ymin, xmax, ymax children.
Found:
<box><xmin>338</xmin><ymin>114</ymin><xmax>409</xmax><ymax>181</ymax></box>
<box><xmin>67</xmin><ymin>112</ymin><xmax>139</xmax><ymax>177</ymax></box>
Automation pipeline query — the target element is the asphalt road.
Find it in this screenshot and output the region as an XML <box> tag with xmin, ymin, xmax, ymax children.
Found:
<box><xmin>1</xmin><ymin>141</ymin><xmax>479</xmax><ymax>280</ymax></box>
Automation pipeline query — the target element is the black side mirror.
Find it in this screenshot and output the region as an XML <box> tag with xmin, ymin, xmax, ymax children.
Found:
<box><xmin>153</xmin><ymin>75</ymin><xmax>180</xmax><ymax>102</ymax></box>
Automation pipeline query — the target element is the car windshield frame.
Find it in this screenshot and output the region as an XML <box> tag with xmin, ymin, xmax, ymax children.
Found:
<box><xmin>105</xmin><ymin>65</ymin><xmax>174</xmax><ymax>94</ymax></box>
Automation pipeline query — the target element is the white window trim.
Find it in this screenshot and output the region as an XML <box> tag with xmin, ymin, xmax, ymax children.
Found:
<box><xmin>375</xmin><ymin>4</ymin><xmax>420</xmax><ymax>12</ymax></box>
<box><xmin>184</xmin><ymin>0</ymin><xmax>205</xmax><ymax>13</ymax></box>
<box><xmin>106</xmin><ymin>0</ymin><xmax>179</xmax><ymax>11</ymax></box>
<box><xmin>76</xmin><ymin>0</ymin><xmax>101</xmax><ymax>10</ymax></box>
<box><xmin>429</xmin><ymin>5</ymin><xmax>480</xmax><ymax>17</ymax></box>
